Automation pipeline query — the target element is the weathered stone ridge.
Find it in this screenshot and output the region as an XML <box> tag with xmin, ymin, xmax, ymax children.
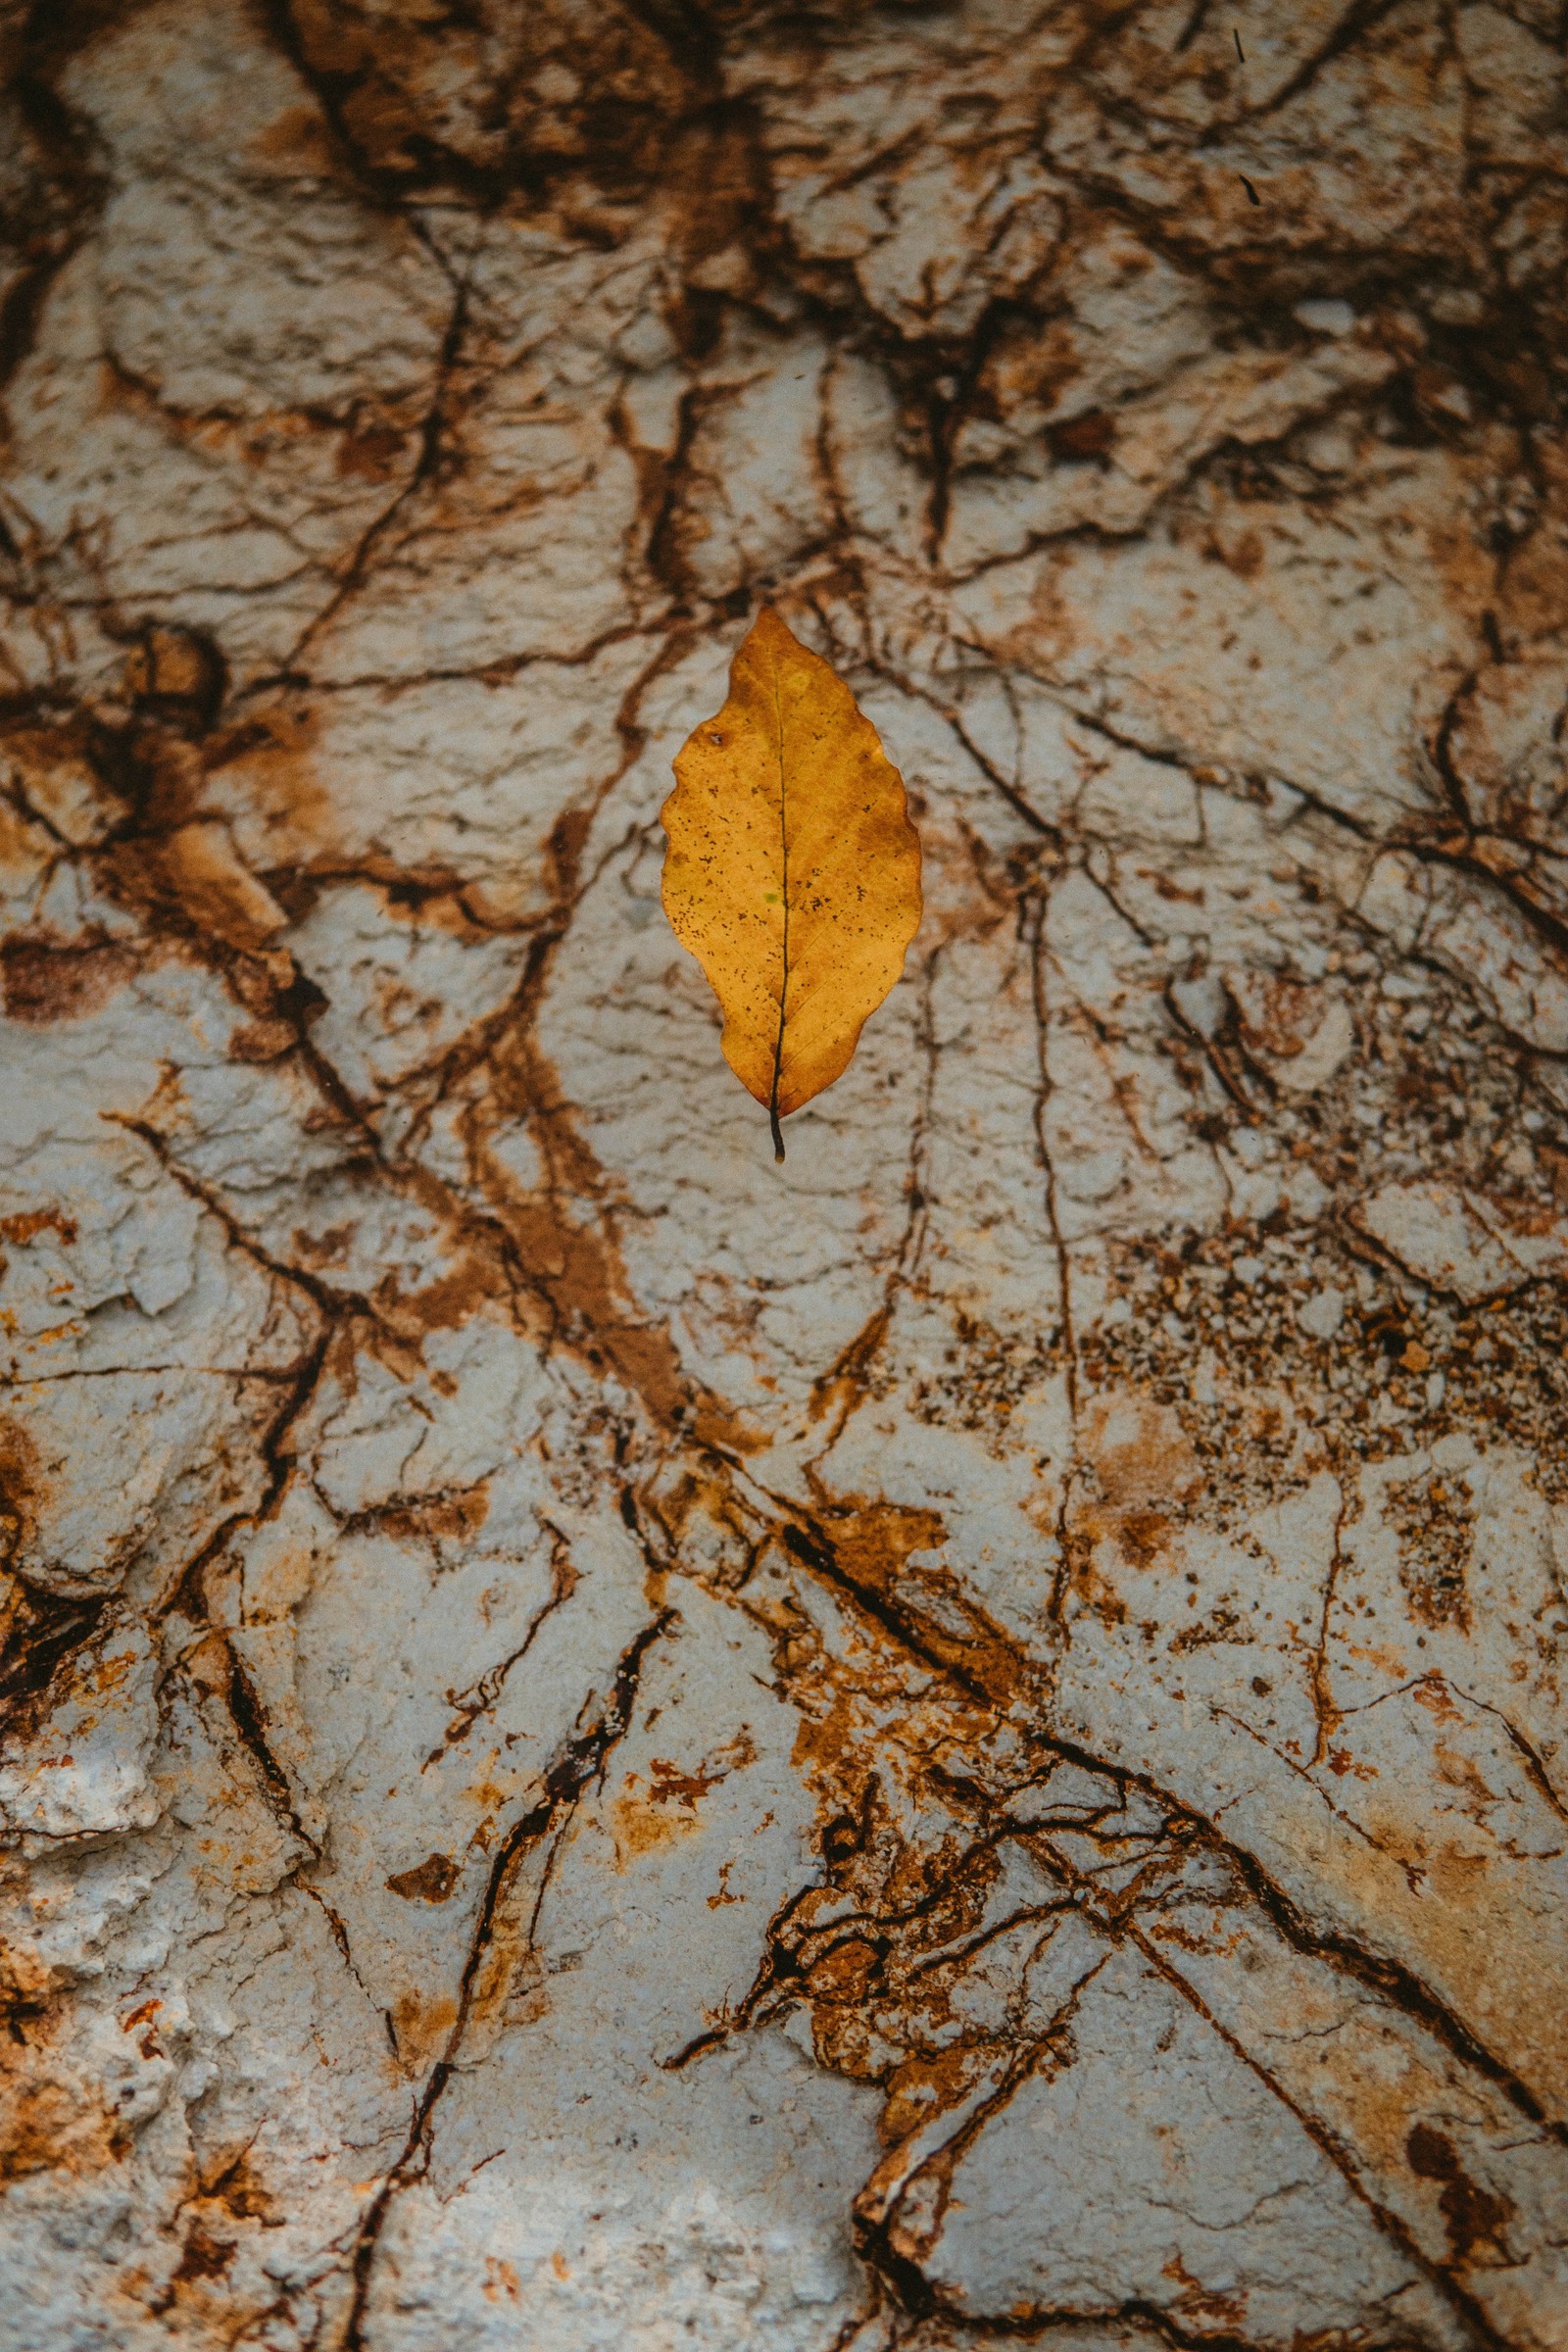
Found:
<box><xmin>1</xmin><ymin>2</ymin><xmax>1566</xmax><ymax>2347</ymax></box>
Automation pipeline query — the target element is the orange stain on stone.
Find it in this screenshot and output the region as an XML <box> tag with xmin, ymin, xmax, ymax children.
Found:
<box><xmin>391</xmin><ymin>1990</ymin><xmax>459</xmax><ymax>2075</ymax></box>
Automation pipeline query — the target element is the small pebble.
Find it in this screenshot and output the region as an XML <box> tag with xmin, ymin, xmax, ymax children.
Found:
<box><xmin>1298</xmin><ymin>1287</ymin><xmax>1345</xmax><ymax>1339</ymax></box>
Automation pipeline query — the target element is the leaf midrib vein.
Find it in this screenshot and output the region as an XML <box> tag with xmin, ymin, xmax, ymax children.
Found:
<box><xmin>768</xmin><ymin>655</ymin><xmax>790</xmax><ymax>1160</ymax></box>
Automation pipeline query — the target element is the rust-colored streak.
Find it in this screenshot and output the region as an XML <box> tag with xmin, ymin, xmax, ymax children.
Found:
<box><xmin>0</xmin><ymin>1205</ymin><xmax>77</xmax><ymax>1247</ymax></box>
<box><xmin>0</xmin><ymin>1416</ymin><xmax>44</xmax><ymax>1579</ymax></box>
<box><xmin>390</xmin><ymin>1989</ymin><xmax>460</xmax><ymax>2076</ymax></box>
<box><xmin>465</xmin><ymin>1019</ymin><xmax>760</xmax><ymax>1446</ymax></box>
<box><xmin>0</xmin><ymin>931</ymin><xmax>140</xmax><ymax>1024</ymax></box>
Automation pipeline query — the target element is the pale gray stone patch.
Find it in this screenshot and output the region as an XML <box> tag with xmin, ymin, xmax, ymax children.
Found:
<box><xmin>0</xmin><ymin>1617</ymin><xmax>161</xmax><ymax>1843</ymax></box>
<box><xmin>1353</xmin><ymin>1180</ymin><xmax>1568</xmax><ymax>1302</ymax></box>
<box><xmin>905</xmin><ymin>1944</ymin><xmax>1465</xmax><ymax>2342</ymax></box>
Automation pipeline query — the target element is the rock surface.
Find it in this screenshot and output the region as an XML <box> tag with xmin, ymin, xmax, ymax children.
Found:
<box><xmin>2</xmin><ymin>4</ymin><xmax>1567</xmax><ymax>2348</ymax></box>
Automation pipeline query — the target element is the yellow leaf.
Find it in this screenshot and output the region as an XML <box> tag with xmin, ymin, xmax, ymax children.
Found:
<box><xmin>661</xmin><ymin>608</ymin><xmax>922</xmax><ymax>1161</ymax></box>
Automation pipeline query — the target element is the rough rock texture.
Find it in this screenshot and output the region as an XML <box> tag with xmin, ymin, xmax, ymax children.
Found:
<box><xmin>2</xmin><ymin>3</ymin><xmax>1567</xmax><ymax>2347</ymax></box>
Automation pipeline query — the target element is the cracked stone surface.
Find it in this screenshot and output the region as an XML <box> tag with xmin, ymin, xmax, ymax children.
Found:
<box><xmin>2</xmin><ymin>3</ymin><xmax>1567</xmax><ymax>2347</ymax></box>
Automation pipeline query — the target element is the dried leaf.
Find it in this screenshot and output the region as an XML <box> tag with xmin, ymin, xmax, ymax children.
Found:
<box><xmin>661</xmin><ymin>608</ymin><xmax>922</xmax><ymax>1160</ymax></box>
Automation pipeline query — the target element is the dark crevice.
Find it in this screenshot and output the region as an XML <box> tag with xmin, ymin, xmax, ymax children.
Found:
<box><xmin>220</xmin><ymin>1642</ymin><xmax>319</xmax><ymax>1857</ymax></box>
<box><xmin>0</xmin><ymin>1588</ymin><xmax>111</xmax><ymax>1752</ymax></box>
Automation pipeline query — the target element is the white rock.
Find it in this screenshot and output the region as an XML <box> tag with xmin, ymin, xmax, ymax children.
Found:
<box><xmin>3</xmin><ymin>3</ymin><xmax>1566</xmax><ymax>2345</ymax></box>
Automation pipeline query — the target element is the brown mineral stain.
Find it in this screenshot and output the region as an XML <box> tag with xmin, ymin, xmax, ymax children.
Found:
<box><xmin>546</xmin><ymin>805</ymin><xmax>595</xmax><ymax>899</ymax></box>
<box><xmin>200</xmin><ymin>2144</ymin><xmax>282</xmax><ymax>2223</ymax></box>
<box><xmin>484</xmin><ymin>2256</ymin><xmax>521</xmax><ymax>2302</ymax></box>
<box><xmin>0</xmin><ymin>1205</ymin><xmax>77</xmax><ymax>1248</ymax></box>
<box><xmin>248</xmin><ymin>98</ymin><xmax>337</xmax><ymax>171</ymax></box>
<box><xmin>1433</xmin><ymin>1742</ymin><xmax>1498</xmax><ymax>1815</ymax></box>
<box><xmin>1409</xmin><ymin>1676</ymin><xmax>1466</xmax><ymax>1727</ymax></box>
<box><xmin>1163</xmin><ymin>2253</ymin><xmax>1247</xmax><ymax>2328</ymax></box>
<box><xmin>336</xmin><ymin>412</ymin><xmax>409</xmax><ymax>480</ymax></box>
<box><xmin>1225</xmin><ymin>970</ymin><xmax>1326</xmax><ymax>1060</ymax></box>
<box><xmin>0</xmin><ymin>803</ymin><xmax>41</xmax><ymax>887</ymax></box>
<box><xmin>0</xmin><ymin>1415</ymin><xmax>43</xmax><ymax>1564</ymax></box>
<box><xmin>1050</xmin><ymin>408</ymin><xmax>1117</xmax><ymax>464</ymax></box>
<box><xmin>824</xmin><ymin>1501</ymin><xmax>1029</xmax><ymax>1705</ymax></box>
<box><xmin>1303</xmin><ymin>1798</ymin><xmax>1568</xmax><ymax>2110</ymax></box>
<box><xmin>1083</xmin><ymin>1393</ymin><xmax>1201</xmax><ymax>1515</ymax></box>
<box><xmin>808</xmin><ymin>1936</ymin><xmax>878</xmax><ymax>2001</ymax></box>
<box><xmin>1345</xmin><ymin>1636</ymin><xmax>1410</xmax><ymax>1678</ymax></box>
<box><xmin>880</xmin><ymin>2042</ymin><xmax>996</xmax><ymax>2147</ymax></box>
<box><xmin>1205</xmin><ymin>526</ymin><xmax>1264</xmax><ymax>580</ymax></box>
<box><xmin>202</xmin><ymin>703</ymin><xmax>334</xmax><ymax>868</ymax></box>
<box><xmin>230</xmin><ymin>1016</ymin><xmax>296</xmax><ymax>1065</ymax></box>
<box><xmin>0</xmin><ymin>2077</ymin><xmax>127</xmax><ymax>2184</ymax></box>
<box><xmin>122</xmin><ymin>627</ymin><xmax>224</xmax><ymax>714</ymax></box>
<box><xmin>163</xmin><ymin>2219</ymin><xmax>236</xmax><ymax>2292</ymax></box>
<box><xmin>0</xmin><ymin>718</ymin><xmax>106</xmax><ymax>848</ymax></box>
<box><xmin>388</xmin><ymin>1255</ymin><xmax>505</xmax><ymax>1340</ymax></box>
<box><xmin>363</xmin><ymin>1482</ymin><xmax>491</xmax><ymax>1551</ymax></box>
<box><xmin>473</xmin><ymin>1028</ymin><xmax>764</xmax><ymax>1446</ymax></box>
<box><xmin>1425</xmin><ymin>1840</ymin><xmax>1490</xmax><ymax>1900</ymax></box>
<box><xmin>1406</xmin><ymin>2123</ymin><xmax>1515</xmax><ymax>2266</ymax></box>
<box><xmin>1115</xmin><ymin>1506</ymin><xmax>1173</xmax><ymax>1567</ymax></box>
<box><xmin>1</xmin><ymin>1958</ymin><xmax>129</xmax><ymax>2185</ymax></box>
<box><xmin>291</xmin><ymin>1221</ymin><xmax>358</xmax><ymax>1270</ymax></box>
<box><xmin>612</xmin><ymin>1731</ymin><xmax>757</xmax><ymax>1866</ymax></box>
<box><xmin>391</xmin><ymin>1989</ymin><xmax>459</xmax><ymax>2073</ymax></box>
<box><xmin>1</xmin><ymin>931</ymin><xmax>139</xmax><ymax>1024</ymax></box>
<box><xmin>1072</xmin><ymin>1393</ymin><xmax>1201</xmax><ymax>1582</ymax></box>
<box><xmin>146</xmin><ymin>822</ymin><xmax>287</xmax><ymax>954</ymax></box>
<box><xmin>386</xmin><ymin>1853</ymin><xmax>461</xmax><ymax>1903</ymax></box>
<box><xmin>808</xmin><ymin>1304</ymin><xmax>891</xmax><ymax>1428</ymax></box>
<box><xmin>816</xmin><ymin>1501</ymin><xmax>947</xmax><ymax>1596</ymax></box>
